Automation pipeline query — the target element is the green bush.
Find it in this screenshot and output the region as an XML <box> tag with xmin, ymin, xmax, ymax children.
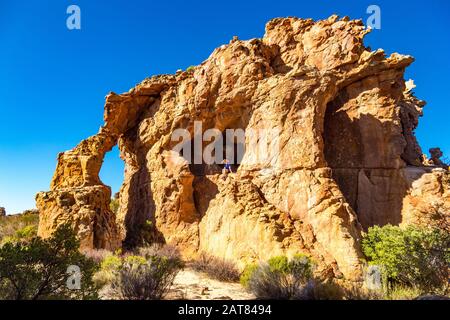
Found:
<box><xmin>362</xmin><ymin>225</ymin><xmax>449</xmax><ymax>294</ymax></box>
<box><xmin>240</xmin><ymin>263</ymin><xmax>258</xmax><ymax>288</ymax></box>
<box><xmin>123</xmin><ymin>255</ymin><xmax>147</xmax><ymax>266</ymax></box>
<box><xmin>242</xmin><ymin>254</ymin><xmax>315</xmax><ymax>300</ymax></box>
<box><xmin>0</xmin><ymin>211</ymin><xmax>39</xmax><ymax>244</ymax></box>
<box><xmin>186</xmin><ymin>65</ymin><xmax>196</xmax><ymax>73</ymax></box>
<box><xmin>101</xmin><ymin>254</ymin><xmax>123</xmax><ymax>271</ymax></box>
<box><xmin>1</xmin><ymin>225</ymin><xmax>38</xmax><ymax>244</ymax></box>
<box><xmin>0</xmin><ymin>224</ymin><xmax>98</xmax><ymax>300</ymax></box>
<box><xmin>267</xmin><ymin>256</ymin><xmax>290</xmax><ymax>274</ymax></box>
<box><xmin>15</xmin><ymin>225</ymin><xmax>37</xmax><ymax>240</ymax></box>
<box><xmin>92</xmin><ymin>253</ymin><xmax>122</xmax><ymax>288</ymax></box>
<box><xmin>94</xmin><ymin>244</ymin><xmax>184</xmax><ymax>299</ymax></box>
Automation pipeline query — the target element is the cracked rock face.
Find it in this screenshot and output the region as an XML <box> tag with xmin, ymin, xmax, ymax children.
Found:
<box><xmin>36</xmin><ymin>16</ymin><xmax>449</xmax><ymax>281</ymax></box>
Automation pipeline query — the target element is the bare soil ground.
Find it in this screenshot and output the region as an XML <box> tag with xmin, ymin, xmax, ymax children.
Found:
<box><xmin>167</xmin><ymin>268</ymin><xmax>255</xmax><ymax>300</ymax></box>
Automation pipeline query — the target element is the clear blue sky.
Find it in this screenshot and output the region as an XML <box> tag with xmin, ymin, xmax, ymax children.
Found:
<box><xmin>0</xmin><ymin>0</ymin><xmax>449</xmax><ymax>214</ymax></box>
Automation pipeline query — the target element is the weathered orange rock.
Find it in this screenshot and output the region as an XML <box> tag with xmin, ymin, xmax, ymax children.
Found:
<box><xmin>36</xmin><ymin>16</ymin><xmax>449</xmax><ymax>282</ymax></box>
<box><xmin>429</xmin><ymin>148</ymin><xmax>448</xmax><ymax>168</ymax></box>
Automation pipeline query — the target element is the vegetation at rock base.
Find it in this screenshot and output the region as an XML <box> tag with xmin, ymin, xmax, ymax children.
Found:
<box><xmin>0</xmin><ymin>224</ymin><xmax>98</xmax><ymax>300</ymax></box>
<box><xmin>240</xmin><ymin>263</ymin><xmax>259</xmax><ymax>288</ymax></box>
<box><xmin>112</xmin><ymin>255</ymin><xmax>183</xmax><ymax>300</ymax></box>
<box><xmin>0</xmin><ymin>210</ymin><xmax>39</xmax><ymax>244</ymax></box>
<box><xmin>82</xmin><ymin>248</ymin><xmax>111</xmax><ymax>264</ymax></box>
<box><xmin>139</xmin><ymin>220</ymin><xmax>158</xmax><ymax>246</ymax></box>
<box><xmin>239</xmin><ymin>250</ymin><xmax>449</xmax><ymax>300</ymax></box>
<box><xmin>0</xmin><ymin>218</ymin><xmax>448</xmax><ymax>300</ymax></box>
<box><xmin>138</xmin><ymin>243</ymin><xmax>182</xmax><ymax>262</ymax></box>
<box><xmin>241</xmin><ymin>254</ymin><xmax>315</xmax><ymax>300</ymax></box>
<box><xmin>1</xmin><ymin>211</ymin><xmax>448</xmax><ymax>300</ymax></box>
<box><xmin>190</xmin><ymin>252</ymin><xmax>240</xmax><ymax>282</ymax></box>
<box><xmin>362</xmin><ymin>225</ymin><xmax>450</xmax><ymax>295</ymax></box>
<box><xmin>93</xmin><ymin>244</ymin><xmax>184</xmax><ymax>300</ymax></box>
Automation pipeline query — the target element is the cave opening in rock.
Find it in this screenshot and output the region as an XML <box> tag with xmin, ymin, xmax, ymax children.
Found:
<box><xmin>178</xmin><ymin>128</ymin><xmax>245</xmax><ymax>217</ymax></box>
<box><xmin>222</xmin><ymin>128</ymin><xmax>245</xmax><ymax>172</ymax></box>
<box><xmin>178</xmin><ymin>129</ymin><xmax>244</xmax><ymax>177</ymax></box>
<box><xmin>99</xmin><ymin>145</ymin><xmax>125</xmax><ymax>212</ymax></box>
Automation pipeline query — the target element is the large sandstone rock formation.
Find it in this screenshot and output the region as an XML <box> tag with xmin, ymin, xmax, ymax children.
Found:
<box><xmin>36</xmin><ymin>16</ymin><xmax>449</xmax><ymax>281</ymax></box>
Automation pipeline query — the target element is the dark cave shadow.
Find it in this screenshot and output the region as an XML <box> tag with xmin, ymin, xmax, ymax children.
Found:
<box><xmin>192</xmin><ymin>176</ymin><xmax>219</xmax><ymax>218</ymax></box>
<box><xmin>179</xmin><ymin>116</ymin><xmax>250</xmax><ymax>215</ymax></box>
<box><xmin>323</xmin><ymin>102</ymin><xmax>427</xmax><ymax>230</ymax></box>
<box><xmin>122</xmin><ymin>156</ymin><xmax>165</xmax><ymax>250</ymax></box>
<box><xmin>120</xmin><ymin>102</ymin><xmax>165</xmax><ymax>249</ymax></box>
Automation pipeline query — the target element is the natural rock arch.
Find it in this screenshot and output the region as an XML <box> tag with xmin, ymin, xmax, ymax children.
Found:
<box><xmin>36</xmin><ymin>16</ymin><xmax>449</xmax><ymax>282</ymax></box>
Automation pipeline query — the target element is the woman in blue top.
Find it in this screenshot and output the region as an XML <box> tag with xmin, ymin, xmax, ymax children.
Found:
<box><xmin>222</xmin><ymin>159</ymin><xmax>232</xmax><ymax>174</ymax></box>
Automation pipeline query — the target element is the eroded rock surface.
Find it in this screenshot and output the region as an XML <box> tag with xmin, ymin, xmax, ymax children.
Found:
<box><xmin>36</xmin><ymin>16</ymin><xmax>449</xmax><ymax>282</ymax></box>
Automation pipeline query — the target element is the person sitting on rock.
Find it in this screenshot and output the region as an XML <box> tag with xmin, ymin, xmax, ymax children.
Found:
<box><xmin>222</xmin><ymin>159</ymin><xmax>232</xmax><ymax>175</ymax></box>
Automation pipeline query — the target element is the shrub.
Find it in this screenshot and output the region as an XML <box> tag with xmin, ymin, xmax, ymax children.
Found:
<box><xmin>1</xmin><ymin>224</ymin><xmax>38</xmax><ymax>244</ymax></box>
<box><xmin>111</xmin><ymin>254</ymin><xmax>183</xmax><ymax>300</ymax></box>
<box><xmin>362</xmin><ymin>225</ymin><xmax>449</xmax><ymax>294</ymax></box>
<box><xmin>138</xmin><ymin>243</ymin><xmax>181</xmax><ymax>261</ymax></box>
<box><xmin>240</xmin><ymin>263</ymin><xmax>258</xmax><ymax>287</ymax></box>
<box><xmin>134</xmin><ymin>220</ymin><xmax>160</xmax><ymax>247</ymax></box>
<box><xmin>0</xmin><ymin>224</ymin><xmax>98</xmax><ymax>300</ymax></box>
<box><xmin>243</xmin><ymin>254</ymin><xmax>315</xmax><ymax>300</ymax></box>
<box><xmin>266</xmin><ymin>254</ymin><xmax>313</xmax><ymax>280</ymax></box>
<box><xmin>186</xmin><ymin>65</ymin><xmax>195</xmax><ymax>73</ymax></box>
<box><xmin>123</xmin><ymin>255</ymin><xmax>147</xmax><ymax>266</ymax></box>
<box><xmin>0</xmin><ymin>211</ymin><xmax>39</xmax><ymax>244</ymax></box>
<box><xmin>309</xmin><ymin>280</ymin><xmax>346</xmax><ymax>300</ymax></box>
<box><xmin>82</xmin><ymin>249</ymin><xmax>111</xmax><ymax>264</ymax></box>
<box><xmin>190</xmin><ymin>252</ymin><xmax>240</xmax><ymax>282</ymax></box>
<box><xmin>101</xmin><ymin>253</ymin><xmax>123</xmax><ymax>271</ymax></box>
<box><xmin>92</xmin><ymin>252</ymin><xmax>124</xmax><ymax>288</ymax></box>
<box><xmin>110</xmin><ymin>198</ymin><xmax>120</xmax><ymax>214</ymax></box>
<box><xmin>287</xmin><ymin>254</ymin><xmax>314</xmax><ymax>279</ymax></box>
<box><xmin>94</xmin><ymin>244</ymin><xmax>184</xmax><ymax>300</ymax></box>
<box><xmin>15</xmin><ymin>225</ymin><xmax>37</xmax><ymax>240</ymax></box>
<box><xmin>267</xmin><ymin>256</ymin><xmax>290</xmax><ymax>274</ymax></box>
<box><xmin>338</xmin><ymin>283</ymin><xmax>421</xmax><ymax>300</ymax></box>
<box><xmin>385</xmin><ymin>285</ymin><xmax>423</xmax><ymax>300</ymax></box>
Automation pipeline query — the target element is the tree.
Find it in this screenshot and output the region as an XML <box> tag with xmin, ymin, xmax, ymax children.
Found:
<box><xmin>0</xmin><ymin>224</ymin><xmax>98</xmax><ymax>300</ymax></box>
